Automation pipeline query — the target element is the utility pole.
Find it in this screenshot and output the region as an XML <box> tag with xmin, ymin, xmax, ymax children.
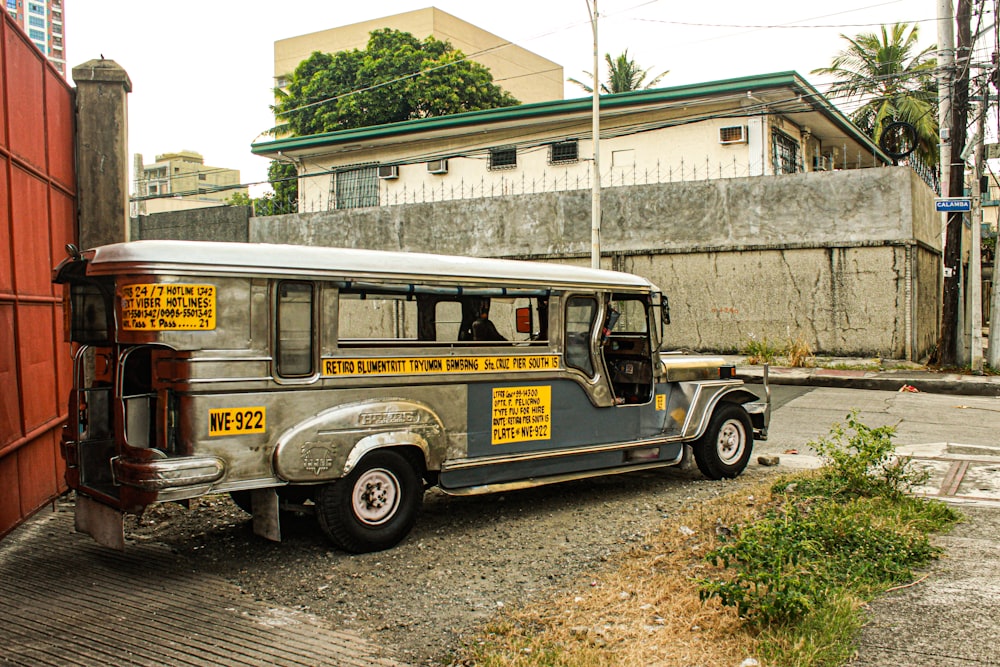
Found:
<box><xmin>588</xmin><ymin>0</ymin><xmax>601</xmax><ymax>269</ymax></box>
<box><xmin>939</xmin><ymin>0</ymin><xmax>972</xmax><ymax>366</ymax></box>
<box><xmin>970</xmin><ymin>78</ymin><xmax>986</xmax><ymax>372</ymax></box>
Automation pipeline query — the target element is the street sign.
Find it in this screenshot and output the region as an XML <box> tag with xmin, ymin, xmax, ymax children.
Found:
<box><xmin>935</xmin><ymin>198</ymin><xmax>972</xmax><ymax>212</ymax></box>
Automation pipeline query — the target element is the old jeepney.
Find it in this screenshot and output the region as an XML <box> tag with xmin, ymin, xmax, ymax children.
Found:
<box><xmin>53</xmin><ymin>240</ymin><xmax>770</xmax><ymax>553</ymax></box>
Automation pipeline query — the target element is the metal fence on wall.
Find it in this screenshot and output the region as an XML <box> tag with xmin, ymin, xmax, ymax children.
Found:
<box><xmin>289</xmin><ymin>154</ymin><xmax>938</xmax><ymax>213</ymax></box>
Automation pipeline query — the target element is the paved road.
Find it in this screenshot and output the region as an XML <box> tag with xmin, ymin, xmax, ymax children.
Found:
<box><xmin>2</xmin><ymin>385</ymin><xmax>997</xmax><ymax>666</ymax></box>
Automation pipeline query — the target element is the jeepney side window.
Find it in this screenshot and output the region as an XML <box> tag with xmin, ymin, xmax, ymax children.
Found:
<box><xmin>68</xmin><ymin>281</ymin><xmax>113</xmax><ymax>344</ymax></box>
<box><xmin>339</xmin><ymin>291</ymin><xmax>418</xmax><ymax>341</ymax></box>
<box><xmin>565</xmin><ymin>296</ymin><xmax>596</xmax><ymax>375</ymax></box>
<box><xmin>277</xmin><ymin>281</ymin><xmax>314</xmax><ymax>376</ymax></box>
<box><xmin>608</xmin><ymin>296</ymin><xmax>649</xmax><ymax>334</ymax></box>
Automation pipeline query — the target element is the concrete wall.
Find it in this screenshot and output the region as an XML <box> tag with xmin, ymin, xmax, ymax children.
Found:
<box><xmin>132</xmin><ymin>205</ymin><xmax>250</xmax><ymax>242</ymax></box>
<box><xmin>135</xmin><ymin>167</ymin><xmax>939</xmax><ymax>359</ymax></box>
<box><xmin>258</xmin><ymin>167</ymin><xmax>939</xmax><ymax>358</ymax></box>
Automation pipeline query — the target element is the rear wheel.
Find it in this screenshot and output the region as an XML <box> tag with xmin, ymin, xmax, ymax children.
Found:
<box><xmin>316</xmin><ymin>450</ymin><xmax>422</xmax><ymax>553</ymax></box>
<box><xmin>693</xmin><ymin>403</ymin><xmax>753</xmax><ymax>479</ymax></box>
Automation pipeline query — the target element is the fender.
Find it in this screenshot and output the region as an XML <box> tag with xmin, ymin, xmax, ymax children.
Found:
<box><xmin>675</xmin><ymin>382</ymin><xmax>762</xmax><ymax>441</ymax></box>
<box><xmin>272</xmin><ymin>398</ymin><xmax>445</xmax><ymax>483</ymax></box>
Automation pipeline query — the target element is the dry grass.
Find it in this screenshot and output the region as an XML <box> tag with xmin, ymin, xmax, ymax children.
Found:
<box><xmin>784</xmin><ymin>338</ymin><xmax>814</xmax><ymax>368</ymax></box>
<box><xmin>461</xmin><ymin>480</ymin><xmax>777</xmax><ymax>666</ymax></box>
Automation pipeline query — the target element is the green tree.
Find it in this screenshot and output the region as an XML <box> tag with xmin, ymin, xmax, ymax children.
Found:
<box><xmin>225</xmin><ymin>161</ymin><xmax>298</xmax><ymax>216</ymax></box>
<box><xmin>812</xmin><ymin>23</ymin><xmax>938</xmax><ymax>164</ymax></box>
<box><xmin>568</xmin><ymin>49</ymin><xmax>668</xmax><ymax>94</ymax></box>
<box><xmin>272</xmin><ymin>28</ymin><xmax>519</xmax><ymax>137</ymax></box>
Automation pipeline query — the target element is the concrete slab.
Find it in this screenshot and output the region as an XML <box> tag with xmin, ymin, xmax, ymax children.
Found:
<box><xmin>896</xmin><ymin>442</ymin><xmax>1000</xmax><ymax>507</ymax></box>
<box><xmin>0</xmin><ymin>504</ymin><xmax>412</xmax><ymax>667</ymax></box>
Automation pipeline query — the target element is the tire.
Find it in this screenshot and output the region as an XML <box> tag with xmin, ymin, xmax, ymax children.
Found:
<box><xmin>692</xmin><ymin>403</ymin><xmax>753</xmax><ymax>480</ymax></box>
<box><xmin>316</xmin><ymin>450</ymin><xmax>422</xmax><ymax>554</ymax></box>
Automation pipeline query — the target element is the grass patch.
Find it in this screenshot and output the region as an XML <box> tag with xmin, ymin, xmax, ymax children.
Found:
<box><xmin>743</xmin><ymin>335</ymin><xmax>782</xmax><ymax>365</ymax></box>
<box><xmin>455</xmin><ymin>415</ymin><xmax>959</xmax><ymax>667</ymax></box>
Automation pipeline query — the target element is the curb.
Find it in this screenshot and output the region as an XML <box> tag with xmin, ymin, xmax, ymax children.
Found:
<box><xmin>736</xmin><ymin>370</ymin><xmax>1000</xmax><ymax>397</ymax></box>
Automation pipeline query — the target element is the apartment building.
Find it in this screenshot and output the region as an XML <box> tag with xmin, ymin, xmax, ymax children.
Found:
<box><xmin>274</xmin><ymin>7</ymin><xmax>563</xmax><ymax>105</ymax></box>
<box><xmin>4</xmin><ymin>0</ymin><xmax>64</xmax><ymax>75</ymax></box>
<box><xmin>133</xmin><ymin>151</ymin><xmax>246</xmax><ymax>215</ymax></box>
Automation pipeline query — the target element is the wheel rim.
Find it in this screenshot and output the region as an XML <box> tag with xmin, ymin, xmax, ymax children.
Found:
<box><xmin>351</xmin><ymin>467</ymin><xmax>401</xmax><ymax>526</ymax></box>
<box><xmin>716</xmin><ymin>418</ymin><xmax>746</xmax><ymax>465</ymax></box>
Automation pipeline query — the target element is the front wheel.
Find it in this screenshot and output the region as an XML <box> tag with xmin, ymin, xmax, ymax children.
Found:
<box><xmin>692</xmin><ymin>403</ymin><xmax>753</xmax><ymax>480</ymax></box>
<box><xmin>316</xmin><ymin>450</ymin><xmax>422</xmax><ymax>553</ymax></box>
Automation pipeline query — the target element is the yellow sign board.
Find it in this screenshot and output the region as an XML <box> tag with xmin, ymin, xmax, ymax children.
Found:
<box><xmin>322</xmin><ymin>355</ymin><xmax>560</xmax><ymax>377</ymax></box>
<box><xmin>120</xmin><ymin>283</ymin><xmax>216</xmax><ymax>331</ymax></box>
<box><xmin>208</xmin><ymin>407</ymin><xmax>266</xmax><ymax>436</ymax></box>
<box><xmin>491</xmin><ymin>385</ymin><xmax>551</xmax><ymax>445</ymax></box>
<box><xmin>655</xmin><ymin>394</ymin><xmax>666</xmax><ymax>411</ymax></box>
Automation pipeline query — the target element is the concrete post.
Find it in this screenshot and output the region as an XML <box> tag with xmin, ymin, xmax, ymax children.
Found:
<box><xmin>72</xmin><ymin>58</ymin><xmax>132</xmax><ymax>249</ymax></box>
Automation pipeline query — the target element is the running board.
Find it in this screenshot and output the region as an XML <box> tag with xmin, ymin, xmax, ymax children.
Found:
<box><xmin>438</xmin><ymin>459</ymin><xmax>681</xmax><ymax>497</ymax></box>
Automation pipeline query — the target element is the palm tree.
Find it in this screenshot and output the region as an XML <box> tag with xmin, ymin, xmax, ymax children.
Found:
<box><xmin>812</xmin><ymin>23</ymin><xmax>938</xmax><ymax>165</ymax></box>
<box><xmin>569</xmin><ymin>49</ymin><xmax>668</xmax><ymax>94</ymax></box>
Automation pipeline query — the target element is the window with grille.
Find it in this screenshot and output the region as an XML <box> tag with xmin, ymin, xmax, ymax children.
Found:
<box><xmin>489</xmin><ymin>146</ymin><xmax>517</xmax><ymax>170</ymax></box>
<box><xmin>335</xmin><ymin>166</ymin><xmax>379</xmax><ymax>209</ymax></box>
<box><xmin>771</xmin><ymin>130</ymin><xmax>801</xmax><ymax>175</ymax></box>
<box><xmin>549</xmin><ymin>140</ymin><xmax>579</xmax><ymax>164</ymax></box>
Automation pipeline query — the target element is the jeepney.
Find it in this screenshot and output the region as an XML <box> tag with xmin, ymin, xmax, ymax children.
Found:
<box><xmin>53</xmin><ymin>240</ymin><xmax>769</xmax><ymax>553</ymax></box>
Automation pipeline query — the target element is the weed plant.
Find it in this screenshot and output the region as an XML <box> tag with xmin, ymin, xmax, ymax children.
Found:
<box><xmin>699</xmin><ymin>413</ymin><xmax>959</xmax><ymax>665</ymax></box>
<box><xmin>742</xmin><ymin>334</ymin><xmax>780</xmax><ymax>365</ymax></box>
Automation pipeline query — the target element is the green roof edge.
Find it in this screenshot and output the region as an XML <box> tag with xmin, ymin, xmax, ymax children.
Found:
<box><xmin>252</xmin><ymin>70</ymin><xmax>888</xmax><ymax>163</ymax></box>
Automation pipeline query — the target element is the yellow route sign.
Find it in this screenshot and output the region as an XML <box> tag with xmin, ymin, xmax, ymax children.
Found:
<box><xmin>120</xmin><ymin>283</ymin><xmax>216</xmax><ymax>331</ymax></box>
<box><xmin>491</xmin><ymin>385</ymin><xmax>551</xmax><ymax>445</ymax></box>
<box><xmin>322</xmin><ymin>355</ymin><xmax>560</xmax><ymax>377</ymax></box>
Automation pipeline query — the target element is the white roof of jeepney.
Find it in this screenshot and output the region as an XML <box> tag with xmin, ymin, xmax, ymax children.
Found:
<box><xmin>81</xmin><ymin>241</ymin><xmax>657</xmax><ymax>291</ymax></box>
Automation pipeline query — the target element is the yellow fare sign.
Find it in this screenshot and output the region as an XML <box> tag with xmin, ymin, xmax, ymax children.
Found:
<box><xmin>209</xmin><ymin>407</ymin><xmax>266</xmax><ymax>436</ymax></box>
<box><xmin>120</xmin><ymin>283</ymin><xmax>216</xmax><ymax>331</ymax></box>
<box><xmin>322</xmin><ymin>355</ymin><xmax>560</xmax><ymax>377</ymax></box>
<box><xmin>492</xmin><ymin>385</ymin><xmax>551</xmax><ymax>445</ymax></box>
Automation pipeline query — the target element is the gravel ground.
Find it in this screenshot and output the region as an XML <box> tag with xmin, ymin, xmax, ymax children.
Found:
<box><xmin>127</xmin><ymin>462</ymin><xmax>778</xmax><ymax>665</ymax></box>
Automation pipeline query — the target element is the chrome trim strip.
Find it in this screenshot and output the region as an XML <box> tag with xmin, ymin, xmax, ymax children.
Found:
<box><xmin>441</xmin><ymin>434</ymin><xmax>684</xmax><ymax>472</ymax></box>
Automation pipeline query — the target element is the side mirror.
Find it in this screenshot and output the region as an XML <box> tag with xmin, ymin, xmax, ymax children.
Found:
<box><xmin>661</xmin><ymin>295</ymin><xmax>671</xmax><ymax>325</ymax></box>
<box><xmin>515</xmin><ymin>306</ymin><xmax>533</xmax><ymax>334</ymax></box>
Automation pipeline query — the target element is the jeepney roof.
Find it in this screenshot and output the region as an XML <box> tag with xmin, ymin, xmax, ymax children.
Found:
<box><xmin>77</xmin><ymin>241</ymin><xmax>658</xmax><ymax>292</ymax></box>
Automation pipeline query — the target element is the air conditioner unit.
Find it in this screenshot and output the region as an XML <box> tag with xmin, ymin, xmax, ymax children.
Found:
<box><xmin>813</xmin><ymin>155</ymin><xmax>831</xmax><ymax>172</ymax></box>
<box><xmin>377</xmin><ymin>165</ymin><xmax>399</xmax><ymax>180</ymax></box>
<box><xmin>719</xmin><ymin>125</ymin><xmax>748</xmax><ymax>144</ymax></box>
<box><xmin>427</xmin><ymin>159</ymin><xmax>449</xmax><ymax>174</ymax></box>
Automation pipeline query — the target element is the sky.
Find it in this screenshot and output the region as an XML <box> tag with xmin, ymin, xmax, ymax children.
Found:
<box><xmin>65</xmin><ymin>0</ymin><xmax>947</xmax><ymax>194</ymax></box>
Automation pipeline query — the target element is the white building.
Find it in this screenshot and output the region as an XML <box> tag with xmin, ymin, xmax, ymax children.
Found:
<box><xmin>252</xmin><ymin>71</ymin><xmax>893</xmax><ymax>213</ymax></box>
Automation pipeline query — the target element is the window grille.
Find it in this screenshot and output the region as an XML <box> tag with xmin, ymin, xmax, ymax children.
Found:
<box><xmin>335</xmin><ymin>166</ymin><xmax>379</xmax><ymax>209</ymax></box>
<box><xmin>489</xmin><ymin>147</ymin><xmax>517</xmax><ymax>170</ymax></box>
<box><xmin>549</xmin><ymin>140</ymin><xmax>579</xmax><ymax>164</ymax></box>
<box><xmin>771</xmin><ymin>130</ymin><xmax>801</xmax><ymax>175</ymax></box>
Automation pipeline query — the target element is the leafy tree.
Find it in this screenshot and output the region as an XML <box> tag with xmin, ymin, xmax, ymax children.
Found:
<box><xmin>272</xmin><ymin>28</ymin><xmax>520</xmax><ymax>137</ymax></box>
<box><xmin>812</xmin><ymin>23</ymin><xmax>938</xmax><ymax>165</ymax></box>
<box><xmin>267</xmin><ymin>160</ymin><xmax>298</xmax><ymax>213</ymax></box>
<box><xmin>225</xmin><ymin>161</ymin><xmax>298</xmax><ymax>216</ymax></box>
<box><xmin>568</xmin><ymin>49</ymin><xmax>668</xmax><ymax>94</ymax></box>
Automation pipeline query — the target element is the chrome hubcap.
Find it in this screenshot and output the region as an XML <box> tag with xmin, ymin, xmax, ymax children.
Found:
<box><xmin>352</xmin><ymin>468</ymin><xmax>400</xmax><ymax>526</ymax></box>
<box><xmin>717</xmin><ymin>419</ymin><xmax>746</xmax><ymax>464</ymax></box>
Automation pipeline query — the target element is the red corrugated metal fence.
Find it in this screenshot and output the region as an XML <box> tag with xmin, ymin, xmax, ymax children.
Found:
<box><xmin>0</xmin><ymin>11</ymin><xmax>76</xmax><ymax>539</ymax></box>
